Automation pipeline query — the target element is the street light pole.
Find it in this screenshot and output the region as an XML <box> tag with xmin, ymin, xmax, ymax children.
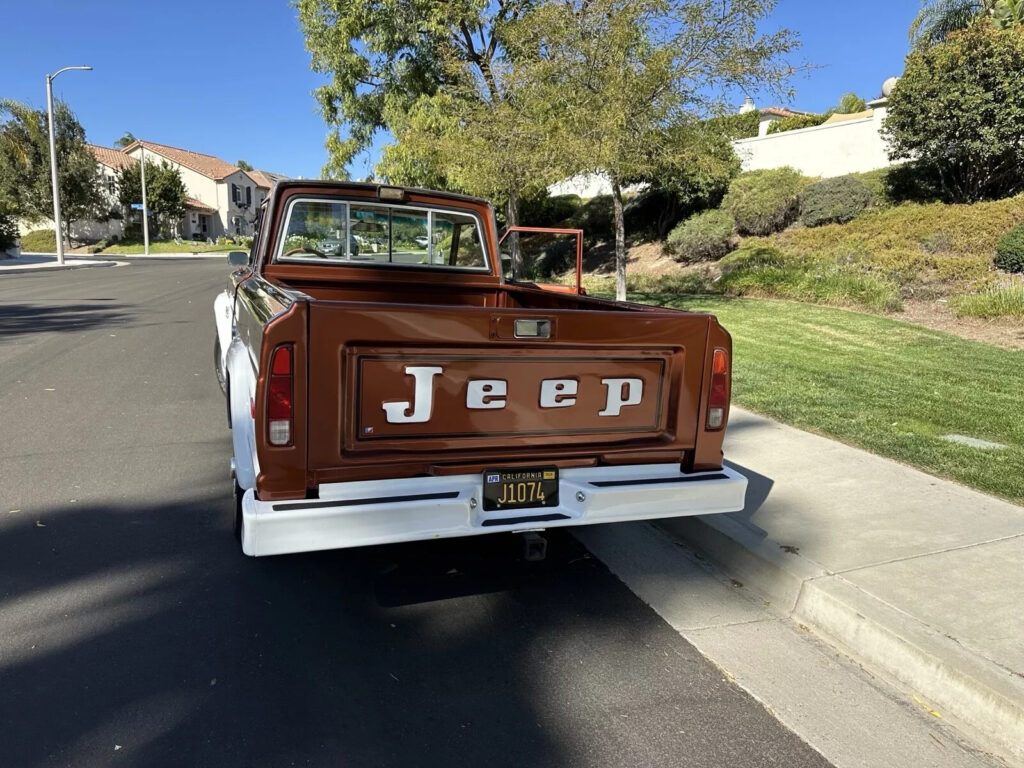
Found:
<box><xmin>140</xmin><ymin>145</ymin><xmax>150</xmax><ymax>255</ymax></box>
<box><xmin>45</xmin><ymin>65</ymin><xmax>92</xmax><ymax>266</ymax></box>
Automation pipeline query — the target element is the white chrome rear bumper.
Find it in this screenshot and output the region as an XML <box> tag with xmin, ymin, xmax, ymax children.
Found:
<box><xmin>240</xmin><ymin>463</ymin><xmax>747</xmax><ymax>556</ymax></box>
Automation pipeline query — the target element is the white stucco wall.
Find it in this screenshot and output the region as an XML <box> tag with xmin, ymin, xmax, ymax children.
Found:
<box><xmin>732</xmin><ymin>107</ymin><xmax>896</xmax><ymax>178</ymax></box>
<box><xmin>547</xmin><ymin>173</ymin><xmax>648</xmax><ymax>199</ymax></box>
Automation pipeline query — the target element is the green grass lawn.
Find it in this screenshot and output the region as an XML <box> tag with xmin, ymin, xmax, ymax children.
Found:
<box><xmin>628</xmin><ymin>294</ymin><xmax>1024</xmax><ymax>502</ymax></box>
<box><xmin>100</xmin><ymin>240</ymin><xmax>244</xmax><ymax>254</ymax></box>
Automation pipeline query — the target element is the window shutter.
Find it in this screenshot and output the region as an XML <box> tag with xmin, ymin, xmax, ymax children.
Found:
<box><xmin>232</xmin><ymin>184</ymin><xmax>238</xmax><ymax>203</ymax></box>
<box><xmin>246</xmin><ymin>186</ymin><xmax>252</xmax><ymax>206</ymax></box>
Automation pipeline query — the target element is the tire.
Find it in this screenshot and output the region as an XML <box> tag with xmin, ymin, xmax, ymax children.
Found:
<box><xmin>214</xmin><ymin>333</ymin><xmax>226</xmax><ymax>395</ymax></box>
<box><xmin>233</xmin><ymin>478</ymin><xmax>244</xmax><ymax>542</ymax></box>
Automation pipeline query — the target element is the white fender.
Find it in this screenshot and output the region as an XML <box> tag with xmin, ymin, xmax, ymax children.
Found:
<box><xmin>226</xmin><ymin>336</ymin><xmax>260</xmax><ymax>492</ymax></box>
<box><xmin>213</xmin><ymin>290</ymin><xmax>233</xmax><ymax>376</ymax></box>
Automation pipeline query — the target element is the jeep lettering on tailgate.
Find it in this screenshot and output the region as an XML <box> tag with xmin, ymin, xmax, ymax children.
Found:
<box><xmin>358</xmin><ymin>356</ymin><xmax>666</xmax><ymax>439</ymax></box>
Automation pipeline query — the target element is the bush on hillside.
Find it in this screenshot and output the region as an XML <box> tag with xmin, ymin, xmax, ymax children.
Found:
<box><xmin>766</xmin><ymin>114</ymin><xmax>828</xmax><ymax>134</ymax></box>
<box><xmin>0</xmin><ymin>214</ymin><xmax>18</xmax><ymax>253</ymax></box>
<box><xmin>882</xmin><ymin>161</ymin><xmax>945</xmax><ymax>204</ymax></box>
<box><xmin>666</xmin><ymin>210</ymin><xmax>735</xmax><ymax>262</ymax></box>
<box><xmin>20</xmin><ymin>229</ymin><xmax>56</xmax><ymax>253</ymax></box>
<box><xmin>799</xmin><ymin>175</ymin><xmax>874</xmax><ymax>227</ymax></box>
<box><xmin>521</xmin><ymin>192</ymin><xmax>582</xmax><ymax>228</ymax></box>
<box><xmin>569</xmin><ymin>195</ymin><xmax>614</xmax><ymax>241</ymax></box>
<box><xmin>720</xmin><ymin>167</ymin><xmax>808</xmax><ymax>236</ymax></box>
<box><xmin>995</xmin><ymin>223</ymin><xmax>1024</xmax><ymax>273</ymax></box>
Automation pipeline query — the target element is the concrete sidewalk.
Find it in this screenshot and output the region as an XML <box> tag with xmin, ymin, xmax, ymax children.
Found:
<box><xmin>660</xmin><ymin>408</ymin><xmax>1024</xmax><ymax>765</ymax></box>
<box><xmin>0</xmin><ymin>253</ymin><xmax>116</xmax><ymax>275</ymax></box>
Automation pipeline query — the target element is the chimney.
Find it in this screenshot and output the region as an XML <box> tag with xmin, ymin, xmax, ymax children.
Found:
<box><xmin>738</xmin><ymin>97</ymin><xmax>756</xmax><ymax>114</ymax></box>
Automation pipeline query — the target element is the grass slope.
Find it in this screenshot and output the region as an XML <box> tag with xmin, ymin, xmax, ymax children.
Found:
<box><xmin>631</xmin><ymin>294</ymin><xmax>1024</xmax><ymax>502</ymax></box>
<box><xmin>100</xmin><ymin>241</ymin><xmax>243</xmax><ymax>254</ymax></box>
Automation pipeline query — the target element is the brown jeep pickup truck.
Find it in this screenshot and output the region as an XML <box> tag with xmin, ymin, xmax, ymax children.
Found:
<box><xmin>214</xmin><ymin>180</ymin><xmax>746</xmax><ymax>556</ymax></box>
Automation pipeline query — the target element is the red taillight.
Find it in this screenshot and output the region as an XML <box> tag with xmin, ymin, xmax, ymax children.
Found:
<box><xmin>706</xmin><ymin>348</ymin><xmax>728</xmax><ymax>431</ymax></box>
<box><xmin>267</xmin><ymin>345</ymin><xmax>293</xmax><ymax>446</ymax></box>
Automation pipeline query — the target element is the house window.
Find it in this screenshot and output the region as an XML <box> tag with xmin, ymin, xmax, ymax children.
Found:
<box><xmin>231</xmin><ymin>184</ymin><xmax>239</xmax><ymax>204</ymax></box>
<box><xmin>246</xmin><ymin>186</ymin><xmax>252</xmax><ymax>207</ymax></box>
<box><xmin>106</xmin><ymin>177</ymin><xmax>116</xmax><ymax>195</ymax></box>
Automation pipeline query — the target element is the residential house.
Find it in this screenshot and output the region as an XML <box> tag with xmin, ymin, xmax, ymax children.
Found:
<box><xmin>119</xmin><ymin>140</ymin><xmax>276</xmax><ymax>239</ymax></box>
<box><xmin>731</xmin><ymin>79</ymin><xmax>901</xmax><ymax>178</ymax></box>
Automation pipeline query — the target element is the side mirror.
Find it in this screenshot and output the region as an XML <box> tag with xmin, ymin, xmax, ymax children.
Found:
<box><xmin>227</xmin><ymin>251</ymin><xmax>248</xmax><ymax>267</ymax></box>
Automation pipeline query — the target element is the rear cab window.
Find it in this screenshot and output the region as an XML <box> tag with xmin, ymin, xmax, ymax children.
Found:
<box><xmin>275</xmin><ymin>197</ymin><xmax>489</xmax><ymax>272</ymax></box>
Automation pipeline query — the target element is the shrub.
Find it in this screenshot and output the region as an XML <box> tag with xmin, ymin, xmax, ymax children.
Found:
<box><xmin>766</xmin><ymin>114</ymin><xmax>827</xmax><ymax>134</ymax></box>
<box><xmin>799</xmin><ymin>175</ymin><xmax>874</xmax><ymax>227</ymax></box>
<box><xmin>995</xmin><ymin>223</ymin><xmax>1024</xmax><ymax>273</ymax></box>
<box><xmin>721</xmin><ymin>168</ymin><xmax>808</xmax><ymax>236</ymax></box>
<box><xmin>883</xmin><ymin>23</ymin><xmax>1024</xmax><ymax>202</ymax></box>
<box><xmin>521</xmin><ymin>192</ymin><xmax>582</xmax><ymax>228</ymax></box>
<box><xmin>666</xmin><ymin>210</ymin><xmax>735</xmax><ymax>262</ymax></box>
<box><xmin>705</xmin><ymin>110</ymin><xmax>761</xmax><ymax>140</ymax></box>
<box><xmin>20</xmin><ymin>229</ymin><xmax>57</xmax><ymax>253</ymax></box>
<box><xmin>87</xmin><ymin>239</ymin><xmax>109</xmax><ymax>255</ymax></box>
<box><xmin>0</xmin><ymin>214</ymin><xmax>18</xmax><ymax>253</ymax></box>
<box><xmin>569</xmin><ymin>195</ymin><xmax>614</xmax><ymax>240</ymax></box>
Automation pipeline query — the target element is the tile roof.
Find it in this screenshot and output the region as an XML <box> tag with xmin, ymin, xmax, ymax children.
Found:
<box><xmin>247</xmin><ymin>169</ymin><xmax>288</xmax><ymax>189</ymax></box>
<box><xmin>88</xmin><ymin>144</ymin><xmax>137</xmax><ymax>171</ymax></box>
<box><xmin>121</xmin><ymin>140</ymin><xmax>244</xmax><ymax>181</ymax></box>
<box><xmin>759</xmin><ymin>106</ymin><xmax>806</xmax><ymax>119</ymax></box>
<box><xmin>185</xmin><ymin>197</ymin><xmax>217</xmax><ymax>213</ymax></box>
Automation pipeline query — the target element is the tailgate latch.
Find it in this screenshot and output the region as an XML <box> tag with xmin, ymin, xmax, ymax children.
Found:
<box><xmin>514</xmin><ymin>319</ymin><xmax>551</xmax><ymax>339</ymax></box>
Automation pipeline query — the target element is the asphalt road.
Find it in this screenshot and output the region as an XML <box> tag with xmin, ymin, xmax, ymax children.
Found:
<box><xmin>0</xmin><ymin>261</ymin><xmax>833</xmax><ymax>768</ymax></box>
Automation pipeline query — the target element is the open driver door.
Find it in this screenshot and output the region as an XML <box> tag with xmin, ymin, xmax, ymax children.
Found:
<box><xmin>499</xmin><ymin>226</ymin><xmax>585</xmax><ymax>295</ymax></box>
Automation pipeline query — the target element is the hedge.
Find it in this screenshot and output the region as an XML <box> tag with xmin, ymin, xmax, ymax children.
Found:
<box><xmin>799</xmin><ymin>175</ymin><xmax>874</xmax><ymax>227</ymax></box>
<box><xmin>666</xmin><ymin>210</ymin><xmax>735</xmax><ymax>262</ymax></box>
<box><xmin>720</xmin><ymin>168</ymin><xmax>808</xmax><ymax>236</ymax></box>
<box><xmin>995</xmin><ymin>223</ymin><xmax>1024</xmax><ymax>273</ymax></box>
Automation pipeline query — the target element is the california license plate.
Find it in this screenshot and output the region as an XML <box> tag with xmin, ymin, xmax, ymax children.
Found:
<box><xmin>483</xmin><ymin>467</ymin><xmax>559</xmax><ymax>512</ymax></box>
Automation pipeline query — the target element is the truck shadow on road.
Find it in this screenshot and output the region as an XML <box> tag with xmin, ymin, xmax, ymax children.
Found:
<box><xmin>0</xmin><ymin>490</ymin><xmax>825</xmax><ymax>768</ymax></box>
<box><xmin>0</xmin><ymin>302</ymin><xmax>133</xmax><ymax>337</ymax></box>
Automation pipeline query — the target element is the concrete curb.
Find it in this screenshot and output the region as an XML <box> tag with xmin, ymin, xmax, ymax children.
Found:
<box><xmin>0</xmin><ymin>259</ymin><xmax>117</xmax><ymax>276</ymax></box>
<box><xmin>658</xmin><ymin>514</ymin><xmax>1024</xmax><ymax>766</ymax></box>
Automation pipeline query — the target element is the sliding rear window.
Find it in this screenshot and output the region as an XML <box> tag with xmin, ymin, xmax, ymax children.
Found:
<box><xmin>275</xmin><ymin>198</ymin><xmax>489</xmax><ymax>272</ymax></box>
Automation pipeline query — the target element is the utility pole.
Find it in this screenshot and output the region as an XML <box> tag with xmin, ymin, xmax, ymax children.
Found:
<box><xmin>45</xmin><ymin>65</ymin><xmax>92</xmax><ymax>265</ymax></box>
<box><xmin>140</xmin><ymin>144</ymin><xmax>150</xmax><ymax>255</ymax></box>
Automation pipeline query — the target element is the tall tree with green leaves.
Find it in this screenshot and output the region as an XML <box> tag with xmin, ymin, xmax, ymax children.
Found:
<box><xmin>116</xmin><ymin>159</ymin><xmax>188</xmax><ymax>238</ymax></box>
<box><xmin>237</xmin><ymin>159</ymin><xmax>253</xmax><ymax>171</ymax></box>
<box><xmin>0</xmin><ymin>98</ymin><xmax>104</xmax><ymax>246</ymax></box>
<box><xmin>885</xmin><ymin>22</ymin><xmax>1024</xmax><ymax>201</ymax></box>
<box><xmin>834</xmin><ymin>92</ymin><xmax>867</xmax><ymax>114</ymax></box>
<box><xmin>297</xmin><ymin>0</ymin><xmax>544</xmax><ymax>221</ymax></box>
<box><xmin>910</xmin><ymin>0</ymin><xmax>1023</xmax><ymax>47</ymax></box>
<box><xmin>510</xmin><ymin>0</ymin><xmax>799</xmax><ymax>300</ymax></box>
<box><xmin>114</xmin><ymin>131</ymin><xmax>136</xmax><ymax>148</ymax></box>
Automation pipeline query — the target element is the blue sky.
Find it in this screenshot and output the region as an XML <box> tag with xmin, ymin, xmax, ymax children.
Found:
<box><xmin>0</xmin><ymin>0</ymin><xmax>920</xmax><ymax>180</ymax></box>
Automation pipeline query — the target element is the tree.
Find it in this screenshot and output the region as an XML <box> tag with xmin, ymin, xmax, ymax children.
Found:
<box><xmin>237</xmin><ymin>159</ymin><xmax>253</xmax><ymax>171</ymax></box>
<box><xmin>0</xmin><ymin>99</ymin><xmax>104</xmax><ymax>246</ymax></box>
<box><xmin>510</xmin><ymin>0</ymin><xmax>799</xmax><ymax>299</ymax></box>
<box><xmin>297</xmin><ymin>0</ymin><xmax>546</xmax><ymax>224</ymax></box>
<box><xmin>909</xmin><ymin>0</ymin><xmax>1022</xmax><ymax>47</ymax></box>
<box><xmin>834</xmin><ymin>92</ymin><xmax>866</xmax><ymax>114</ymax></box>
<box><xmin>884</xmin><ymin>22</ymin><xmax>1024</xmax><ymax>201</ymax></box>
<box><xmin>114</xmin><ymin>131</ymin><xmax>136</xmax><ymax>148</ymax></box>
<box><xmin>116</xmin><ymin>159</ymin><xmax>188</xmax><ymax>238</ymax></box>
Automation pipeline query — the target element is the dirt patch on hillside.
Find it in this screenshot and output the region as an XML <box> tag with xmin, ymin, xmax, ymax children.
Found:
<box><xmin>582</xmin><ymin>240</ymin><xmax>686</xmax><ymax>276</ymax></box>
<box><xmin>896</xmin><ymin>300</ymin><xmax>1024</xmax><ymax>350</ymax></box>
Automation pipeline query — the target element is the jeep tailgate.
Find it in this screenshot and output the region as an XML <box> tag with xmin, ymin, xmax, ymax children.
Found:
<box><xmin>303</xmin><ymin>302</ymin><xmax>715</xmax><ymax>485</ymax></box>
